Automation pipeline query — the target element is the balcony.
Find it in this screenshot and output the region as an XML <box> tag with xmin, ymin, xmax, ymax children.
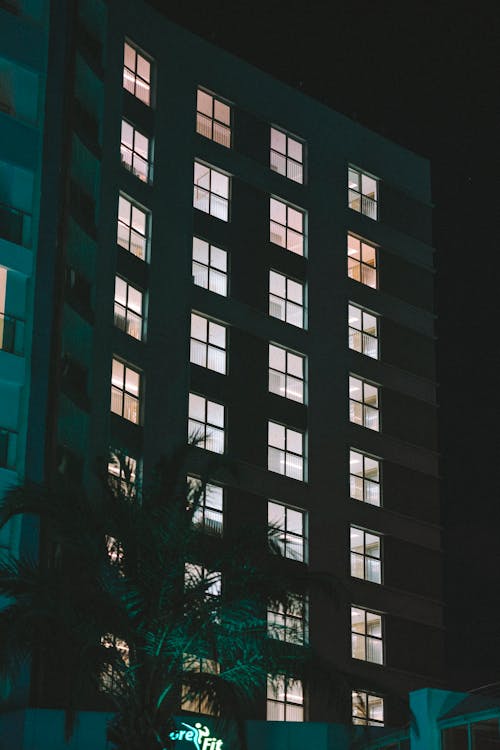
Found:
<box><xmin>0</xmin><ymin>311</ymin><xmax>24</xmax><ymax>355</ymax></box>
<box><xmin>0</xmin><ymin>202</ymin><xmax>32</xmax><ymax>247</ymax></box>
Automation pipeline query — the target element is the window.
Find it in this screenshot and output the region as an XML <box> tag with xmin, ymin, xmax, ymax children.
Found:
<box><xmin>269</xmin><ymin>344</ymin><xmax>305</xmax><ymax>403</ymax></box>
<box><xmin>190</xmin><ymin>313</ymin><xmax>227</xmax><ymax>374</ymax></box>
<box><xmin>268</xmin><ymin>594</ymin><xmax>307</xmax><ymax>645</ymax></box>
<box><xmin>269</xmin><ymin>270</ymin><xmax>305</xmax><ymax>329</ymax></box>
<box><xmin>268</xmin><ymin>501</ymin><xmax>307</xmax><ymax>562</ymax></box>
<box><xmin>184</xmin><ymin>563</ymin><xmax>222</xmax><ymax>599</ymax></box>
<box><xmin>349</xmin><ymin>376</ymin><xmax>379</xmax><ymax>432</ymax></box>
<box><xmin>351</xmin><ymin>607</ymin><xmax>383</xmax><ymax>664</ymax></box>
<box><xmin>348</xmin><ymin>304</ymin><xmax>378</xmax><ymax>359</ymax></box>
<box><xmin>120</xmin><ymin>120</ymin><xmax>152</xmax><ymax>183</ymax></box>
<box><xmin>111</xmin><ymin>359</ymin><xmax>141</xmax><ymax>424</ymax></box>
<box><xmin>192</xmin><ymin>237</ymin><xmax>228</xmax><ymax>296</ymax></box>
<box><xmin>188</xmin><ymin>393</ymin><xmax>225</xmax><ymax>454</ymax></box>
<box><xmin>350</xmin><ymin>527</ymin><xmax>382</xmax><ymax>584</ymax></box>
<box><xmin>350</xmin><ymin>450</ymin><xmax>381</xmax><ymax>506</ymax></box>
<box><xmin>108</xmin><ymin>449</ymin><xmax>138</xmax><ymax>499</ymax></box>
<box><xmin>117</xmin><ymin>194</ymin><xmax>150</xmax><ymax>260</ymax></box>
<box><xmin>187</xmin><ymin>476</ymin><xmax>224</xmax><ymax>535</ymax></box>
<box><xmin>267</xmin><ymin>675</ymin><xmax>304</xmax><ymax>721</ymax></box>
<box><xmin>269</xmin><ymin>198</ymin><xmax>305</xmax><ymax>256</ymax></box>
<box><xmin>193</xmin><ymin>161</ymin><xmax>230</xmax><ymax>221</ymax></box>
<box><xmin>182</xmin><ymin>655</ymin><xmax>220</xmax><ymax>715</ymax></box>
<box><xmin>270</xmin><ymin>127</ymin><xmax>304</xmax><ymax>184</ymax></box>
<box><xmin>442</xmin><ymin>720</ymin><xmax>500</xmax><ymax>750</ymax></box>
<box><xmin>352</xmin><ymin>690</ymin><xmax>384</xmax><ymax>726</ymax></box>
<box><xmin>348</xmin><ymin>166</ymin><xmax>378</xmax><ymax>220</ymax></box>
<box><xmin>268</xmin><ymin>421</ymin><xmax>305</xmax><ymax>481</ymax></box>
<box><xmin>114</xmin><ymin>277</ymin><xmax>144</xmax><ymax>340</ymax></box>
<box><xmin>123</xmin><ymin>41</ymin><xmax>152</xmax><ymax>106</ymax></box>
<box><xmin>196</xmin><ymin>89</ymin><xmax>231</xmax><ymax>147</ymax></box>
<box><xmin>100</xmin><ymin>634</ymin><xmax>129</xmax><ymax>693</ymax></box>
<box><xmin>347</xmin><ymin>234</ymin><xmax>377</xmax><ymax>288</ymax></box>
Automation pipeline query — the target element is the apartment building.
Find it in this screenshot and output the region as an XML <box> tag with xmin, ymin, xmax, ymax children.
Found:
<box><xmin>0</xmin><ymin>0</ymin><xmax>441</xmax><ymax>734</ymax></box>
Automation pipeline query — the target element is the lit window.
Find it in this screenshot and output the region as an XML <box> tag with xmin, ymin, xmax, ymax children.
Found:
<box><xmin>268</xmin><ymin>421</ymin><xmax>305</xmax><ymax>481</ymax></box>
<box><xmin>108</xmin><ymin>448</ymin><xmax>138</xmax><ymax>499</ymax></box>
<box><xmin>269</xmin><ymin>344</ymin><xmax>305</xmax><ymax>403</ymax></box>
<box><xmin>350</xmin><ymin>527</ymin><xmax>382</xmax><ymax>584</ymax></box>
<box><xmin>349</xmin><ymin>376</ymin><xmax>379</xmax><ymax>432</ymax></box>
<box><xmin>196</xmin><ymin>89</ymin><xmax>231</xmax><ymax>147</ymax></box>
<box><xmin>270</xmin><ymin>198</ymin><xmax>305</xmax><ymax>256</ymax></box>
<box><xmin>269</xmin><ymin>270</ymin><xmax>305</xmax><ymax>329</ymax></box>
<box><xmin>350</xmin><ymin>450</ymin><xmax>380</xmax><ymax>506</ymax></box>
<box><xmin>193</xmin><ymin>161</ymin><xmax>230</xmax><ymax>221</ymax></box>
<box><xmin>267</xmin><ymin>675</ymin><xmax>304</xmax><ymax>721</ymax></box>
<box><xmin>348</xmin><ymin>167</ymin><xmax>378</xmax><ymax>220</ymax></box>
<box><xmin>347</xmin><ymin>234</ymin><xmax>377</xmax><ymax>288</ymax></box>
<box><xmin>111</xmin><ymin>359</ymin><xmax>141</xmax><ymax>424</ymax></box>
<box><xmin>348</xmin><ymin>304</ymin><xmax>378</xmax><ymax>359</ymax></box>
<box><xmin>100</xmin><ymin>634</ymin><xmax>129</xmax><ymax>693</ymax></box>
<box><xmin>105</xmin><ymin>535</ymin><xmax>124</xmax><ymax>573</ymax></box>
<box><xmin>192</xmin><ymin>237</ymin><xmax>228</xmax><ymax>296</ymax></box>
<box><xmin>188</xmin><ymin>393</ymin><xmax>225</xmax><ymax>454</ymax></box>
<box><xmin>187</xmin><ymin>476</ymin><xmax>224</xmax><ymax>535</ymax></box>
<box><xmin>351</xmin><ymin>607</ymin><xmax>384</xmax><ymax>664</ymax></box>
<box><xmin>352</xmin><ymin>690</ymin><xmax>384</xmax><ymax>726</ymax></box>
<box><xmin>123</xmin><ymin>41</ymin><xmax>152</xmax><ymax>106</ymax></box>
<box><xmin>190</xmin><ymin>312</ymin><xmax>227</xmax><ymax>374</ymax></box>
<box><xmin>120</xmin><ymin>120</ymin><xmax>152</xmax><ymax>183</ymax></box>
<box><xmin>182</xmin><ymin>655</ymin><xmax>220</xmax><ymax>715</ymax></box>
<box><xmin>117</xmin><ymin>194</ymin><xmax>150</xmax><ymax>261</ymax></box>
<box><xmin>270</xmin><ymin>127</ymin><xmax>304</xmax><ymax>184</ymax></box>
<box><xmin>268</xmin><ymin>594</ymin><xmax>307</xmax><ymax>645</ymax></box>
<box><xmin>114</xmin><ymin>277</ymin><xmax>144</xmax><ymax>340</ymax></box>
<box><xmin>268</xmin><ymin>501</ymin><xmax>307</xmax><ymax>562</ymax></box>
<box><xmin>184</xmin><ymin>563</ymin><xmax>222</xmax><ymax>599</ymax></box>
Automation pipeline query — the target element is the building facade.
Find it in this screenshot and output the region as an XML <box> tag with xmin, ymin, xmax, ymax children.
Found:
<box><xmin>1</xmin><ymin>0</ymin><xmax>441</xmax><ymax>734</ymax></box>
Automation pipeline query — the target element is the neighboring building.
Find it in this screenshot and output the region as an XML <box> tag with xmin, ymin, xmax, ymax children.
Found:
<box><xmin>0</xmin><ymin>0</ymin><xmax>441</xmax><ymax>736</ymax></box>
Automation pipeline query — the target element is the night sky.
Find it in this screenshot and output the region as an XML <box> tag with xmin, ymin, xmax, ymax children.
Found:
<box><xmin>151</xmin><ymin>0</ymin><xmax>499</xmax><ymax>687</ymax></box>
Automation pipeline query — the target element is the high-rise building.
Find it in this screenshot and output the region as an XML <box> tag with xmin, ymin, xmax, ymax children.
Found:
<box><xmin>0</xmin><ymin>0</ymin><xmax>441</xmax><ymax>738</ymax></box>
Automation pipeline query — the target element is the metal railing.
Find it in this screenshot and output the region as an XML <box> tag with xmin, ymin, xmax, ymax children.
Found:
<box><xmin>0</xmin><ymin>201</ymin><xmax>32</xmax><ymax>247</ymax></box>
<box><xmin>0</xmin><ymin>311</ymin><xmax>24</xmax><ymax>355</ymax></box>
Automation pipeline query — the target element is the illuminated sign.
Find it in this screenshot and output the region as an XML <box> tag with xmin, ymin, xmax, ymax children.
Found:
<box><xmin>169</xmin><ymin>721</ymin><xmax>224</xmax><ymax>750</ymax></box>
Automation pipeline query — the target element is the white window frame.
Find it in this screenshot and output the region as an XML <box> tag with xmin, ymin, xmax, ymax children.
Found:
<box><xmin>350</xmin><ymin>526</ymin><xmax>382</xmax><ymax>584</ymax></box>
<box><xmin>268</xmin><ymin>421</ymin><xmax>306</xmax><ymax>481</ymax></box>
<box><xmin>269</xmin><ymin>270</ymin><xmax>305</xmax><ymax>329</ymax></box>
<box><xmin>348</xmin><ymin>303</ymin><xmax>379</xmax><ymax>359</ymax></box>
<box><xmin>120</xmin><ymin>120</ymin><xmax>152</xmax><ymax>183</ymax></box>
<box><xmin>269</xmin><ymin>197</ymin><xmax>306</xmax><ymax>256</ymax></box>
<box><xmin>349</xmin><ymin>375</ymin><xmax>380</xmax><ymax>432</ymax></box>
<box><xmin>117</xmin><ymin>194</ymin><xmax>150</xmax><ymax>261</ymax></box>
<box><xmin>196</xmin><ymin>88</ymin><xmax>231</xmax><ymax>147</ymax></box>
<box><xmin>193</xmin><ymin>161</ymin><xmax>230</xmax><ymax>221</ymax></box>
<box><xmin>347</xmin><ymin>233</ymin><xmax>378</xmax><ymax>288</ymax></box>
<box><xmin>192</xmin><ymin>236</ymin><xmax>228</xmax><ymax>297</ymax></box>
<box><xmin>268</xmin><ymin>343</ymin><xmax>306</xmax><ymax>403</ymax></box>
<box><xmin>348</xmin><ymin>166</ymin><xmax>378</xmax><ymax>220</ymax></box>
<box><xmin>350</xmin><ymin>449</ymin><xmax>381</xmax><ymax>506</ymax></box>
<box><xmin>351</xmin><ymin>606</ymin><xmax>384</xmax><ymax>664</ymax></box>
<box><xmin>270</xmin><ymin>126</ymin><xmax>304</xmax><ymax>184</ymax></box>
<box><xmin>123</xmin><ymin>40</ymin><xmax>153</xmax><ymax>106</ymax></box>
<box><xmin>190</xmin><ymin>312</ymin><xmax>227</xmax><ymax>374</ymax></box>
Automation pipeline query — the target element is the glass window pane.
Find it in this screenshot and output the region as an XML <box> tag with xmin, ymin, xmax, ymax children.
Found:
<box><xmin>134</xmin><ymin>132</ymin><xmax>149</xmax><ymax>159</ymax></box>
<box><xmin>193</xmin><ymin>237</ymin><xmax>208</xmax><ymax>263</ymax></box>
<box><xmin>189</xmin><ymin>393</ymin><xmax>205</xmax><ymax>421</ymax></box>
<box><xmin>288</xmin><ymin>138</ymin><xmax>302</xmax><ymax>162</ymax></box>
<box><xmin>207</xmin><ymin>401</ymin><xmax>224</xmax><ymax>428</ymax></box>
<box><xmin>269</xmin><ymin>345</ymin><xmax>286</xmax><ymax>371</ymax></box>
<box><xmin>269</xmin><ymin>422</ymin><xmax>285</xmax><ymax>449</ymax></box>
<box><xmin>208</xmin><ymin>322</ymin><xmax>225</xmax><ymax>348</ymax></box>
<box><xmin>287</xmin><ymin>353</ymin><xmax>303</xmax><ymax>378</ymax></box>
<box><xmin>286</xmin><ymin>429</ymin><xmax>302</xmax><ymax>455</ymax></box>
<box><xmin>121</xmin><ymin>121</ymin><xmax>133</xmax><ymax>148</ymax></box>
<box><xmin>115</xmin><ymin>278</ymin><xmax>127</xmax><ymax>305</ymax></box>
<box><xmin>214</xmin><ymin>99</ymin><xmax>230</xmax><ymax>125</ymax></box>
<box><xmin>271</xmin><ymin>128</ymin><xmax>287</xmax><ymax>154</ymax></box>
<box><xmin>112</xmin><ymin>359</ymin><xmax>124</xmax><ymax>387</ymax></box>
<box><xmin>211</xmin><ymin>170</ymin><xmax>229</xmax><ymax>197</ymax></box>
<box><xmin>287</xmin><ymin>207</ymin><xmax>303</xmax><ymax>232</ymax></box>
<box><xmin>270</xmin><ymin>198</ymin><xmax>286</xmax><ymax>224</ymax></box>
<box><xmin>270</xmin><ymin>271</ymin><xmax>285</xmax><ymax>297</ymax></box>
<box><xmin>287</xmin><ymin>279</ymin><xmax>302</xmax><ymax>304</ymax></box>
<box><xmin>137</xmin><ymin>55</ymin><xmax>150</xmax><ymax>82</ymax></box>
<box><xmin>131</xmin><ymin>206</ymin><xmax>146</xmax><ymax>234</ymax></box>
<box><xmin>125</xmin><ymin>368</ymin><xmax>140</xmax><ymax>395</ymax></box>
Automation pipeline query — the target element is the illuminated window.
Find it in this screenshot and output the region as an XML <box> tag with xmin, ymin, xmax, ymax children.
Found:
<box><xmin>350</xmin><ymin>527</ymin><xmax>382</xmax><ymax>584</ymax></box>
<box><xmin>117</xmin><ymin>194</ymin><xmax>150</xmax><ymax>261</ymax></box>
<box><xmin>182</xmin><ymin>655</ymin><xmax>220</xmax><ymax>715</ymax></box>
<box><xmin>349</xmin><ymin>376</ymin><xmax>379</xmax><ymax>432</ymax></box>
<box><xmin>184</xmin><ymin>563</ymin><xmax>222</xmax><ymax>599</ymax></box>
<box><xmin>100</xmin><ymin>634</ymin><xmax>129</xmax><ymax>693</ymax></box>
<box><xmin>114</xmin><ymin>277</ymin><xmax>143</xmax><ymax>340</ymax></box>
<box><xmin>196</xmin><ymin>89</ymin><xmax>231</xmax><ymax>147</ymax></box>
<box><xmin>268</xmin><ymin>501</ymin><xmax>307</xmax><ymax>562</ymax></box>
<box><xmin>350</xmin><ymin>450</ymin><xmax>380</xmax><ymax>506</ymax></box>
<box><xmin>192</xmin><ymin>237</ymin><xmax>228</xmax><ymax>297</ymax></box>
<box><xmin>348</xmin><ymin>304</ymin><xmax>378</xmax><ymax>359</ymax></box>
<box><xmin>190</xmin><ymin>313</ymin><xmax>226</xmax><ymax>374</ymax></box>
<box><xmin>347</xmin><ymin>234</ymin><xmax>377</xmax><ymax>288</ymax></box>
<box><xmin>120</xmin><ymin>120</ymin><xmax>152</xmax><ymax>183</ymax></box>
<box><xmin>352</xmin><ymin>690</ymin><xmax>384</xmax><ymax>726</ymax></box>
<box><xmin>270</xmin><ymin>127</ymin><xmax>304</xmax><ymax>184</ymax></box>
<box><xmin>269</xmin><ymin>270</ymin><xmax>305</xmax><ymax>329</ymax></box>
<box><xmin>268</xmin><ymin>421</ymin><xmax>305</xmax><ymax>481</ymax></box>
<box><xmin>188</xmin><ymin>393</ymin><xmax>225</xmax><ymax>454</ymax></box>
<box><xmin>123</xmin><ymin>41</ymin><xmax>152</xmax><ymax>106</ymax></box>
<box><xmin>348</xmin><ymin>166</ymin><xmax>378</xmax><ymax>220</ymax></box>
<box><xmin>268</xmin><ymin>594</ymin><xmax>307</xmax><ymax>645</ymax></box>
<box><xmin>108</xmin><ymin>449</ymin><xmax>138</xmax><ymax>499</ymax></box>
<box><xmin>269</xmin><ymin>344</ymin><xmax>305</xmax><ymax>403</ymax></box>
<box><xmin>270</xmin><ymin>198</ymin><xmax>305</xmax><ymax>256</ymax></box>
<box><xmin>351</xmin><ymin>607</ymin><xmax>383</xmax><ymax>664</ymax></box>
<box><xmin>193</xmin><ymin>161</ymin><xmax>230</xmax><ymax>221</ymax></box>
<box><xmin>187</xmin><ymin>476</ymin><xmax>224</xmax><ymax>535</ymax></box>
<box><xmin>111</xmin><ymin>359</ymin><xmax>141</xmax><ymax>424</ymax></box>
<box><xmin>267</xmin><ymin>675</ymin><xmax>304</xmax><ymax>721</ymax></box>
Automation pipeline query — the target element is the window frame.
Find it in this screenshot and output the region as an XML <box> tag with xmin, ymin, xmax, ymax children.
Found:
<box><xmin>348</xmin><ymin>303</ymin><xmax>379</xmax><ymax>359</ymax></box>
<box><xmin>123</xmin><ymin>40</ymin><xmax>153</xmax><ymax>106</ymax></box>
<box><xmin>269</xmin><ymin>197</ymin><xmax>306</xmax><ymax>256</ymax></box>
<box><xmin>269</xmin><ymin>269</ymin><xmax>306</xmax><ymax>329</ymax></box>
<box><xmin>193</xmin><ymin>160</ymin><xmax>231</xmax><ymax>222</ymax></box>
<box><xmin>117</xmin><ymin>193</ymin><xmax>150</xmax><ymax>261</ymax></box>
<box><xmin>349</xmin><ymin>374</ymin><xmax>380</xmax><ymax>432</ymax></box>
<box><xmin>192</xmin><ymin>236</ymin><xmax>228</xmax><ymax>297</ymax></box>
<box><xmin>187</xmin><ymin>476</ymin><xmax>224</xmax><ymax>536</ymax></box>
<box><xmin>267</xmin><ymin>593</ymin><xmax>308</xmax><ymax>645</ymax></box>
<box><xmin>349</xmin><ymin>448</ymin><xmax>381</xmax><ymax>506</ymax></box>
<box><xmin>190</xmin><ymin>312</ymin><xmax>227</xmax><ymax>375</ymax></box>
<box><xmin>196</xmin><ymin>88</ymin><xmax>232</xmax><ymax>148</ymax></box>
<box><xmin>267</xmin><ymin>675</ymin><xmax>304</xmax><ymax>722</ymax></box>
<box><xmin>114</xmin><ymin>276</ymin><xmax>145</xmax><ymax>341</ymax></box>
<box><xmin>350</xmin><ymin>526</ymin><xmax>382</xmax><ymax>584</ymax></box>
<box><xmin>120</xmin><ymin>119</ymin><xmax>152</xmax><ymax>183</ymax></box>
<box><xmin>351</xmin><ymin>606</ymin><xmax>384</xmax><ymax>665</ymax></box>
<box><xmin>110</xmin><ymin>358</ymin><xmax>142</xmax><ymax>425</ymax></box>
<box><xmin>268</xmin><ymin>343</ymin><xmax>306</xmax><ymax>404</ymax></box>
<box><xmin>188</xmin><ymin>392</ymin><xmax>225</xmax><ymax>454</ymax></box>
<box><xmin>347</xmin><ymin>233</ymin><xmax>378</xmax><ymax>288</ymax></box>
<box><xmin>352</xmin><ymin>689</ymin><xmax>385</xmax><ymax>726</ymax></box>
<box><xmin>348</xmin><ymin>165</ymin><xmax>379</xmax><ymax>220</ymax></box>
<box><xmin>268</xmin><ymin>420</ymin><xmax>306</xmax><ymax>482</ymax></box>
<box><xmin>270</xmin><ymin>126</ymin><xmax>305</xmax><ymax>184</ymax></box>
<box><xmin>268</xmin><ymin>500</ymin><xmax>308</xmax><ymax>563</ymax></box>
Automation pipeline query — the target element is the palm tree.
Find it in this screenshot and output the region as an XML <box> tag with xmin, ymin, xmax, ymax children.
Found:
<box><xmin>0</xmin><ymin>447</ymin><xmax>339</xmax><ymax>750</ymax></box>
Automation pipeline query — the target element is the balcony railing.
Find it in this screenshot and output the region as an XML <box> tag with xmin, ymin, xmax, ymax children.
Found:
<box><xmin>0</xmin><ymin>311</ymin><xmax>24</xmax><ymax>355</ymax></box>
<box><xmin>0</xmin><ymin>202</ymin><xmax>32</xmax><ymax>247</ymax></box>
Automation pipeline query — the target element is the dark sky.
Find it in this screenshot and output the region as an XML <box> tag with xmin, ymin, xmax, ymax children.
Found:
<box><xmin>151</xmin><ymin>0</ymin><xmax>499</xmax><ymax>684</ymax></box>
